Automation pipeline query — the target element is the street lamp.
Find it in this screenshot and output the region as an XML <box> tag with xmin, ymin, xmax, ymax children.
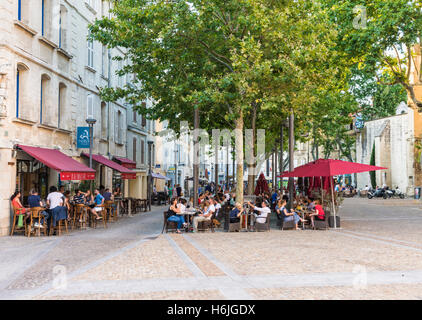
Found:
<box><xmin>85</xmin><ymin>118</ymin><xmax>97</xmax><ymax>169</ymax></box>
<box><xmin>147</xmin><ymin>140</ymin><xmax>154</xmax><ymax>211</ymax></box>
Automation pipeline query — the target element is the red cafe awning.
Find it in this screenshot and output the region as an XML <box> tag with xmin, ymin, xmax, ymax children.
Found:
<box><xmin>113</xmin><ymin>156</ymin><xmax>136</xmax><ymax>169</ymax></box>
<box><xmin>82</xmin><ymin>153</ymin><xmax>136</xmax><ymax>179</ymax></box>
<box><xmin>17</xmin><ymin>145</ymin><xmax>95</xmax><ymax>181</ymax></box>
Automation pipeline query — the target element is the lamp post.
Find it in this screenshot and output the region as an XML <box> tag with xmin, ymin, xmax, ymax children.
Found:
<box><xmin>147</xmin><ymin>140</ymin><xmax>154</xmax><ymax>211</ymax></box>
<box><xmin>174</xmin><ymin>147</ymin><xmax>178</xmax><ymax>186</ymax></box>
<box><xmin>86</xmin><ymin>118</ymin><xmax>97</xmax><ymax>169</ymax></box>
<box><xmin>86</xmin><ymin>118</ymin><xmax>96</xmax><ymax>193</ymax></box>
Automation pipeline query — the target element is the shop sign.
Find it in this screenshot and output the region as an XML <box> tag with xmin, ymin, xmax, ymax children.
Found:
<box><xmin>77</xmin><ymin>127</ymin><xmax>91</xmax><ymax>149</ymax></box>
<box><xmin>60</xmin><ymin>172</ymin><xmax>95</xmax><ymax>181</ymax></box>
<box><xmin>121</xmin><ymin>173</ymin><xmax>137</xmax><ymax>180</ymax></box>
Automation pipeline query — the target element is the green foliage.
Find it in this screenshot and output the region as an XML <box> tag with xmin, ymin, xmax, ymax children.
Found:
<box><xmin>370</xmin><ymin>143</ymin><xmax>376</xmax><ymax>189</ymax></box>
<box><xmin>350</xmin><ymin>68</ymin><xmax>407</xmax><ymax>121</ymax></box>
<box><xmin>321</xmin><ymin>0</ymin><xmax>422</xmax><ymax>109</ymax></box>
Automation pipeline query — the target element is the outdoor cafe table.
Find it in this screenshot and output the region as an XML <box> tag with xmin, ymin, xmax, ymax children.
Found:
<box><xmin>181</xmin><ymin>208</ymin><xmax>198</xmax><ymax>231</ymax></box>
<box><xmin>240</xmin><ymin>212</ymin><xmax>254</xmax><ymax>232</ymax></box>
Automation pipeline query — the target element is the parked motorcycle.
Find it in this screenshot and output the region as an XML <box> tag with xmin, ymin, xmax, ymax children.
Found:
<box><xmin>389</xmin><ymin>187</ymin><xmax>406</xmax><ymax>199</ymax></box>
<box><xmin>367</xmin><ymin>188</ymin><xmax>388</xmax><ymax>199</ymax></box>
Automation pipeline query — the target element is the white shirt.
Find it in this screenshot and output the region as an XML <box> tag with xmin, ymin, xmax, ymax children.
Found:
<box><xmin>178</xmin><ymin>203</ymin><xmax>186</xmax><ymax>214</ymax></box>
<box><xmin>224</xmin><ymin>193</ymin><xmax>230</xmax><ymax>201</ymax></box>
<box><xmin>254</xmin><ymin>206</ymin><xmax>270</xmax><ymax>224</ymax></box>
<box><xmin>204</xmin><ymin>204</ymin><xmax>215</xmax><ymax>218</ymax></box>
<box><xmin>47</xmin><ymin>192</ymin><xmax>64</xmax><ymax>209</ymax></box>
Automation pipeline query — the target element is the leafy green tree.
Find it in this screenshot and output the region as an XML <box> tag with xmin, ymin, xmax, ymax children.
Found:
<box><xmin>90</xmin><ymin>0</ymin><xmax>348</xmax><ymax>200</ymax></box>
<box><xmin>322</xmin><ymin>0</ymin><xmax>422</xmax><ymax>110</ymax></box>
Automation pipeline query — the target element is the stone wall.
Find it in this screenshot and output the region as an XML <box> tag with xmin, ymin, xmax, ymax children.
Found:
<box><xmin>356</xmin><ymin>110</ymin><xmax>414</xmax><ymax>195</ymax></box>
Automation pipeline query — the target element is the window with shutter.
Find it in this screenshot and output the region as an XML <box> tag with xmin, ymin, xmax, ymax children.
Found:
<box><xmin>114</xmin><ymin>110</ymin><xmax>118</xmax><ymax>142</ymax></box>
<box><xmin>87</xmin><ymin>95</ymin><xmax>94</xmax><ymax>118</ymax></box>
<box><xmin>140</xmin><ymin>139</ymin><xmax>145</xmax><ymax>164</ymax></box>
<box><xmin>133</xmin><ymin>138</ymin><xmax>137</xmax><ymax>164</ymax></box>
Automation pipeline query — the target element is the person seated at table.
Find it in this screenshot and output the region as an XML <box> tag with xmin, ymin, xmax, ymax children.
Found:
<box><xmin>198</xmin><ymin>193</ymin><xmax>205</xmax><ymax>205</ymax></box>
<box><xmin>307</xmin><ymin>198</ymin><xmax>316</xmax><ymax>211</ymax></box>
<box><xmin>27</xmin><ymin>189</ymin><xmax>49</xmax><ymax>228</ymax></box>
<box><xmin>167</xmin><ymin>198</ymin><xmax>186</xmax><ymax>234</ymax></box>
<box><xmin>275</xmin><ymin>199</ymin><xmax>284</xmax><ymax>221</ymax></box>
<box><xmin>247</xmin><ymin>200</ymin><xmax>271</xmax><ymax>226</ymax></box>
<box><xmin>230</xmin><ymin>202</ymin><xmax>244</xmax><ymax>223</ymax></box>
<box><xmin>11</xmin><ymin>190</ymin><xmax>30</xmax><ymax>220</ymax></box>
<box><xmin>85</xmin><ymin>190</ymin><xmax>94</xmax><ymax>205</ymax></box>
<box><xmin>73</xmin><ymin>189</ymin><xmax>85</xmax><ymax>205</ymax></box>
<box><xmin>192</xmin><ymin>200</ymin><xmax>214</xmax><ymax>233</ymax></box>
<box><xmin>278</xmin><ymin>199</ymin><xmax>306</xmax><ymax>230</ymax></box>
<box><xmin>103</xmin><ymin>188</ymin><xmax>114</xmax><ymax>201</ymax></box>
<box><xmin>63</xmin><ymin>191</ymin><xmax>72</xmax><ymax>221</ymax></box>
<box><xmin>90</xmin><ymin>189</ymin><xmax>104</xmax><ymax>220</ymax></box>
<box><xmin>46</xmin><ymin>186</ymin><xmax>68</xmax><ymax>232</ymax></box>
<box><xmin>212</xmin><ymin>198</ymin><xmax>222</xmax><ymax>226</ymax></box>
<box><xmin>308</xmin><ymin>199</ymin><xmax>325</xmax><ymax>229</ymax></box>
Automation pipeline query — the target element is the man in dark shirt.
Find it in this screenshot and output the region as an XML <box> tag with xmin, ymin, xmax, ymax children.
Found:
<box><xmin>28</xmin><ymin>189</ymin><xmax>42</xmax><ymax>208</ymax></box>
<box><xmin>28</xmin><ymin>189</ymin><xmax>49</xmax><ymax>228</ymax></box>
<box><xmin>230</xmin><ymin>203</ymin><xmax>244</xmax><ymax>223</ymax></box>
<box><xmin>176</xmin><ymin>184</ymin><xmax>182</xmax><ymax>198</ymax></box>
<box><xmin>103</xmin><ymin>188</ymin><xmax>113</xmax><ymax>201</ymax></box>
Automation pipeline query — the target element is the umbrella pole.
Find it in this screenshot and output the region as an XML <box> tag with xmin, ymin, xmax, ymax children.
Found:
<box><xmin>321</xmin><ymin>176</ymin><xmax>323</xmax><ymax>208</ymax></box>
<box><xmin>330</xmin><ymin>177</ymin><xmax>337</xmax><ymax>229</ymax></box>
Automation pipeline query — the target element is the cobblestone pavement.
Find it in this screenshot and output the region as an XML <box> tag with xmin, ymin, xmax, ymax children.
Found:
<box><xmin>2</xmin><ymin>198</ymin><xmax>422</xmax><ymax>300</ymax></box>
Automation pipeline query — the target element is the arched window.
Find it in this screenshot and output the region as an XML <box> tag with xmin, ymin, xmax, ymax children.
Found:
<box><xmin>101</xmin><ymin>101</ymin><xmax>107</xmax><ymax>138</ymax></box>
<box><xmin>58</xmin><ymin>83</ymin><xmax>67</xmax><ymax>128</ymax></box>
<box><xmin>40</xmin><ymin>74</ymin><xmax>51</xmax><ymax>124</ymax></box>
<box><xmin>133</xmin><ymin>137</ymin><xmax>137</xmax><ymax>163</ymax></box>
<box><xmin>16</xmin><ymin>63</ymin><xmax>29</xmax><ymax>119</ymax></box>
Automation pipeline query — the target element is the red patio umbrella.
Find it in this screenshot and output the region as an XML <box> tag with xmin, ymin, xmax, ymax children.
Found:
<box><xmin>281</xmin><ymin>159</ymin><xmax>387</xmax><ymax>228</ymax></box>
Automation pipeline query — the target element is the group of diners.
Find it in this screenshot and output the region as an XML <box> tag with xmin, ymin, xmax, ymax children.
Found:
<box><xmin>275</xmin><ymin>195</ymin><xmax>325</xmax><ymax>230</ymax></box>
<box><xmin>166</xmin><ymin>193</ymin><xmax>226</xmax><ymax>233</ymax></box>
<box><xmin>10</xmin><ymin>185</ymin><xmax>122</xmax><ymax>235</ymax></box>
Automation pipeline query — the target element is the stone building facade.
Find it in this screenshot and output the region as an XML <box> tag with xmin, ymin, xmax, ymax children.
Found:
<box><xmin>355</xmin><ymin>103</ymin><xmax>415</xmax><ymax>194</ymax></box>
<box><xmin>0</xmin><ymin>0</ymin><xmax>154</xmax><ymax>236</ymax></box>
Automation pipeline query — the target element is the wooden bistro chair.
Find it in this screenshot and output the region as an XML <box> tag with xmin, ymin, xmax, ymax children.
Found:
<box><xmin>28</xmin><ymin>207</ymin><xmax>47</xmax><ymax>237</ymax></box>
<box><xmin>10</xmin><ymin>206</ymin><xmax>28</xmax><ymax>236</ymax></box>
<box><xmin>104</xmin><ymin>200</ymin><xmax>116</xmax><ymax>222</ymax></box>
<box><xmin>198</xmin><ymin>212</ymin><xmax>217</xmax><ymax>233</ymax></box>
<box><xmin>91</xmin><ymin>204</ymin><xmax>107</xmax><ymax>229</ymax></box>
<box><xmin>73</xmin><ymin>204</ymin><xmax>88</xmax><ymax>230</ymax></box>
<box><xmin>162</xmin><ymin>211</ymin><xmax>178</xmax><ymax>233</ymax></box>
<box><xmin>49</xmin><ymin>212</ymin><xmax>69</xmax><ymax>236</ymax></box>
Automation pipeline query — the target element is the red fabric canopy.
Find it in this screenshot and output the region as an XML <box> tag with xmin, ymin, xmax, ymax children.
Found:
<box><xmin>81</xmin><ymin>153</ymin><xmax>136</xmax><ymax>179</ymax></box>
<box><xmin>254</xmin><ymin>173</ymin><xmax>269</xmax><ymax>195</ymax></box>
<box><xmin>17</xmin><ymin>145</ymin><xmax>95</xmax><ymax>181</ymax></box>
<box><xmin>113</xmin><ymin>157</ymin><xmax>136</xmax><ymax>169</ymax></box>
<box><xmin>280</xmin><ymin>159</ymin><xmax>387</xmax><ymax>178</ymax></box>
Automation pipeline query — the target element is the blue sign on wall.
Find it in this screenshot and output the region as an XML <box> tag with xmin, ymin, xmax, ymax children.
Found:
<box><xmin>77</xmin><ymin>127</ymin><xmax>90</xmax><ymax>149</ymax></box>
